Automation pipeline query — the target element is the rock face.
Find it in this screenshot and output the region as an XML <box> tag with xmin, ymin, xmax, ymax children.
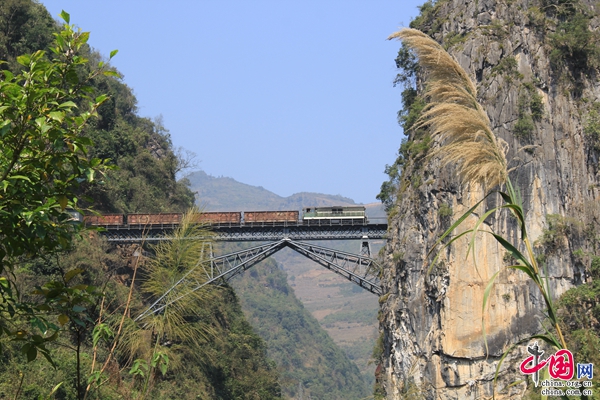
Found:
<box><xmin>379</xmin><ymin>0</ymin><xmax>600</xmax><ymax>398</ymax></box>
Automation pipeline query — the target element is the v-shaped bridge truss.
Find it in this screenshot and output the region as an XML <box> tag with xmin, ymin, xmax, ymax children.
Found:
<box><xmin>135</xmin><ymin>238</ymin><xmax>382</xmax><ymax>321</ymax></box>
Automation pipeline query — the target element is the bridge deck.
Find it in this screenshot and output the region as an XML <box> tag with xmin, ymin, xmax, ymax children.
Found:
<box><xmin>99</xmin><ymin>220</ymin><xmax>388</xmax><ymax>242</ymax></box>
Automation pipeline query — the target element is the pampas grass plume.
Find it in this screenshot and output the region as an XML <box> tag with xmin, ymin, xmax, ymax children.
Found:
<box><xmin>388</xmin><ymin>28</ymin><xmax>508</xmax><ymax>189</ymax></box>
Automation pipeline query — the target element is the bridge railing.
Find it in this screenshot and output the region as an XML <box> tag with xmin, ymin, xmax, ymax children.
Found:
<box><xmin>93</xmin><ymin>218</ymin><xmax>388</xmax><ymax>230</ymax></box>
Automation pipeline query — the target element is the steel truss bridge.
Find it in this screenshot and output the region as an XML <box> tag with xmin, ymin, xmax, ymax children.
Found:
<box><xmin>100</xmin><ymin>220</ymin><xmax>388</xmax><ymax>243</ymax></box>
<box><xmin>98</xmin><ymin>220</ymin><xmax>387</xmax><ymax>321</ymax></box>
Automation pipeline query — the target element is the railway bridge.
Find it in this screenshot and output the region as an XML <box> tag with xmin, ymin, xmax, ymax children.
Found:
<box><xmin>96</xmin><ymin>214</ymin><xmax>388</xmax><ymax>321</ymax></box>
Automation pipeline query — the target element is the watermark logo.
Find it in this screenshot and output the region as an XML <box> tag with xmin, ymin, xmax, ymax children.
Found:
<box><xmin>578</xmin><ymin>363</ymin><xmax>594</xmax><ymax>380</ymax></box>
<box><xmin>519</xmin><ymin>341</ymin><xmax>594</xmax><ymax>397</ymax></box>
<box><xmin>520</xmin><ymin>342</ymin><xmax>574</xmax><ymax>385</ymax></box>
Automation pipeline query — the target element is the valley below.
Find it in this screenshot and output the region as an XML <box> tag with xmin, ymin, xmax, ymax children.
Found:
<box><xmin>274</xmin><ymin>246</ymin><xmax>382</xmax><ymax>385</ymax></box>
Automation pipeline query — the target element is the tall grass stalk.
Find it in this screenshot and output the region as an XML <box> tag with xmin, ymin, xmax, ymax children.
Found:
<box><xmin>85</xmin><ymin>227</ymin><xmax>149</xmax><ymax>399</ymax></box>
<box><xmin>123</xmin><ymin>208</ymin><xmax>218</xmax><ymax>398</ymax></box>
<box><xmin>140</xmin><ymin>209</ymin><xmax>217</xmax><ymax>346</ymax></box>
<box><xmin>388</xmin><ymin>27</ymin><xmax>568</xmax><ymax>393</ymax></box>
<box><xmin>87</xmin><ymin>209</ymin><xmax>218</xmax><ymax>399</ymax></box>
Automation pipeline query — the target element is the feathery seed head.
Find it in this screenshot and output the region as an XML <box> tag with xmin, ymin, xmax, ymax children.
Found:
<box><xmin>388</xmin><ymin>28</ymin><xmax>508</xmax><ymax>189</ymax></box>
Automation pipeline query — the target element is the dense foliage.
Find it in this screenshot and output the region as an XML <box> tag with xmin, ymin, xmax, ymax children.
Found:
<box><xmin>0</xmin><ymin>0</ymin><xmax>55</xmax><ymax>71</ymax></box>
<box><xmin>0</xmin><ymin>8</ymin><xmax>115</xmax><ymax>387</ymax></box>
<box><xmin>1</xmin><ymin>231</ymin><xmax>281</xmax><ymax>399</ymax></box>
<box><xmin>0</xmin><ymin>2</ymin><xmax>280</xmax><ymax>398</ymax></box>
<box><xmin>1</xmin><ymin>1</ymin><xmax>194</xmax><ymax>215</ymax></box>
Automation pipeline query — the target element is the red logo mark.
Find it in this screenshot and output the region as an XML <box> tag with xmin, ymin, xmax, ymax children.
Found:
<box><xmin>520</xmin><ymin>347</ymin><xmax>574</xmax><ymax>381</ymax></box>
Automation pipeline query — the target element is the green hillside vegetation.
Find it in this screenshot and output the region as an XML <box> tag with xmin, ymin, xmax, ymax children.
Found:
<box><xmin>229</xmin><ymin>254</ymin><xmax>370</xmax><ymax>399</ymax></box>
<box><xmin>0</xmin><ymin>2</ymin><xmax>279</xmax><ymax>398</ymax></box>
<box><xmin>1</xmin><ymin>232</ymin><xmax>280</xmax><ymax>399</ymax></box>
<box><xmin>272</xmin><ymin>244</ymin><xmax>381</xmax><ymax>388</ymax></box>
<box><xmin>1</xmin><ymin>1</ymin><xmax>193</xmax><ymax>215</ymax></box>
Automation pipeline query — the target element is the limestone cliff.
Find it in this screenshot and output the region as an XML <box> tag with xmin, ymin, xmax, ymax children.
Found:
<box><xmin>378</xmin><ymin>0</ymin><xmax>600</xmax><ymax>398</ymax></box>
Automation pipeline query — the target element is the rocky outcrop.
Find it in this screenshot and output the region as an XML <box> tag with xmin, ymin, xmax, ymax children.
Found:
<box><xmin>379</xmin><ymin>0</ymin><xmax>600</xmax><ymax>398</ymax></box>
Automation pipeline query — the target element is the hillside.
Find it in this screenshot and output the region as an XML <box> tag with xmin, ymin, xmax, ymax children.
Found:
<box><xmin>187</xmin><ymin>170</ymin><xmax>357</xmax><ymax>211</ymax></box>
<box><xmin>271</xmin><ymin>245</ymin><xmax>382</xmax><ymax>388</ymax></box>
<box><xmin>230</xmin><ymin>254</ymin><xmax>370</xmax><ymax>399</ymax></box>
<box><xmin>0</xmin><ymin>3</ymin><xmax>280</xmax><ymax>399</ymax></box>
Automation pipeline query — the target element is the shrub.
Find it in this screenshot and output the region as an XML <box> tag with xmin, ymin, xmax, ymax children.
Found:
<box><xmin>438</xmin><ymin>203</ymin><xmax>453</xmax><ymax>218</ymax></box>
<box><xmin>491</xmin><ymin>56</ymin><xmax>521</xmax><ymax>81</ymax></box>
<box><xmin>591</xmin><ymin>256</ymin><xmax>600</xmax><ymax>279</ymax></box>
<box><xmin>584</xmin><ymin>103</ymin><xmax>600</xmax><ymax>150</ymax></box>
<box><xmin>514</xmin><ymin>83</ymin><xmax>545</xmax><ymax>138</ymax></box>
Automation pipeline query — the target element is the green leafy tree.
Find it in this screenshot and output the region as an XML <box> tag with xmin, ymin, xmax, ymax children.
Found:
<box><xmin>0</xmin><ymin>10</ymin><xmax>114</xmax><ymax>363</ymax></box>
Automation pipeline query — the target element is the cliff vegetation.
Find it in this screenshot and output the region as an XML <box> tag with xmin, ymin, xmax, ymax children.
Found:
<box><xmin>0</xmin><ymin>1</ymin><xmax>280</xmax><ymax>398</ymax></box>
<box><xmin>377</xmin><ymin>0</ymin><xmax>600</xmax><ymax>398</ymax></box>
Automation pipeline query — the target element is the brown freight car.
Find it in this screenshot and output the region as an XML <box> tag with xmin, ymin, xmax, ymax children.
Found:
<box><xmin>244</xmin><ymin>211</ymin><xmax>299</xmax><ymax>223</ymax></box>
<box><xmin>127</xmin><ymin>213</ymin><xmax>182</xmax><ymax>225</ymax></box>
<box><xmin>84</xmin><ymin>214</ymin><xmax>124</xmax><ymax>226</ymax></box>
<box><xmin>193</xmin><ymin>212</ymin><xmax>241</xmax><ymax>225</ymax></box>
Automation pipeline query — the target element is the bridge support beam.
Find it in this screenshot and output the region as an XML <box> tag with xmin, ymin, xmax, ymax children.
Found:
<box><xmin>135</xmin><ymin>238</ymin><xmax>382</xmax><ymax>321</ymax></box>
<box><xmin>284</xmin><ymin>240</ymin><xmax>381</xmax><ymax>295</ymax></box>
<box><xmin>360</xmin><ymin>239</ymin><xmax>371</xmax><ymax>257</ymax></box>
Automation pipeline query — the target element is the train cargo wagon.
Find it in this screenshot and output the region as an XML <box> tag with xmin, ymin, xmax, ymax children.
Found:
<box><xmin>128</xmin><ymin>213</ymin><xmax>182</xmax><ymax>225</ymax></box>
<box><xmin>193</xmin><ymin>211</ymin><xmax>241</xmax><ymax>224</ymax></box>
<box><xmin>244</xmin><ymin>210</ymin><xmax>299</xmax><ymax>223</ymax></box>
<box><xmin>84</xmin><ymin>214</ymin><xmax>124</xmax><ymax>226</ymax></box>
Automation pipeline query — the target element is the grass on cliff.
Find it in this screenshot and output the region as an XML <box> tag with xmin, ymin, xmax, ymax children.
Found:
<box><xmin>388</xmin><ymin>27</ymin><xmax>569</xmax><ymax>395</ymax></box>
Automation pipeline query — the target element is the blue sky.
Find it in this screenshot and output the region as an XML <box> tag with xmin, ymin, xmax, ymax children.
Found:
<box><xmin>39</xmin><ymin>1</ymin><xmax>424</xmax><ymax>204</ymax></box>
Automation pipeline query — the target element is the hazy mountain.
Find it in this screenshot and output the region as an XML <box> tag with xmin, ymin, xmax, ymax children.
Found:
<box><xmin>185</xmin><ymin>170</ymin><xmax>384</xmax><ymax>218</ymax></box>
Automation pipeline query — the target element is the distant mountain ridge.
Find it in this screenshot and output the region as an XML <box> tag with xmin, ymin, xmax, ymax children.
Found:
<box><xmin>186</xmin><ymin>170</ymin><xmax>359</xmax><ymax>212</ymax></box>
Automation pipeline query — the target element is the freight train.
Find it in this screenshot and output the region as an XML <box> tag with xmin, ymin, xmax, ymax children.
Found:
<box><xmin>83</xmin><ymin>206</ymin><xmax>367</xmax><ymax>226</ymax></box>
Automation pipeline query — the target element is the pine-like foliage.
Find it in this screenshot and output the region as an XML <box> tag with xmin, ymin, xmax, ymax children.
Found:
<box><xmin>121</xmin><ymin>209</ymin><xmax>218</xmax><ymax>367</ymax></box>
